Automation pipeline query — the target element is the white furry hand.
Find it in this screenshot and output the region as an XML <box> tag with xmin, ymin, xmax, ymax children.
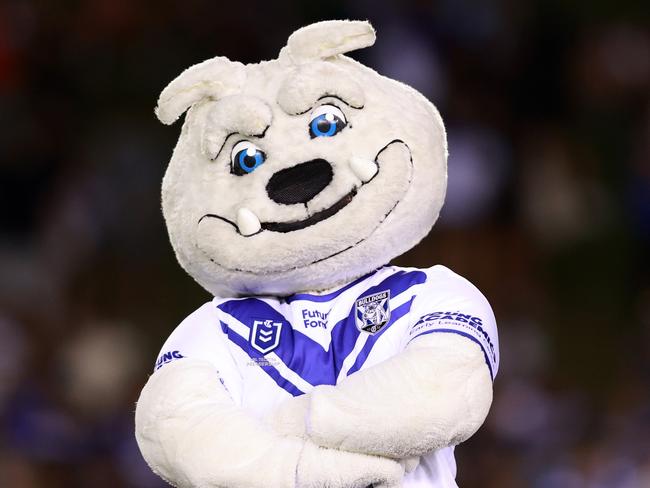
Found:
<box><xmin>267</xmin><ymin>393</ymin><xmax>417</xmax><ymax>479</ymax></box>
<box><xmin>297</xmin><ymin>441</ymin><xmax>403</xmax><ymax>488</ymax></box>
<box><xmin>399</xmin><ymin>457</ymin><xmax>420</xmax><ymax>474</ymax></box>
<box><xmin>265</xmin><ymin>393</ymin><xmax>310</xmax><ymax>438</ymax></box>
<box><xmin>266</xmin><ymin>395</ymin><xmax>405</xmax><ymax>486</ymax></box>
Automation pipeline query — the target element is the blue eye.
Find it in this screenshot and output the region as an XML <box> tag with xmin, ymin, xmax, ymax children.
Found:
<box><xmin>231</xmin><ymin>141</ymin><xmax>265</xmax><ymax>175</ymax></box>
<box><xmin>309</xmin><ymin>105</ymin><xmax>347</xmax><ymax>138</ymax></box>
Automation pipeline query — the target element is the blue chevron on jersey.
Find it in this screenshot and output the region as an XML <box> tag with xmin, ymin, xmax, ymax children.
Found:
<box><xmin>219</xmin><ymin>320</ymin><xmax>305</xmax><ymax>396</ymax></box>
<box><xmin>216</xmin><ymin>268</ymin><xmax>427</xmax><ymax>393</ymax></box>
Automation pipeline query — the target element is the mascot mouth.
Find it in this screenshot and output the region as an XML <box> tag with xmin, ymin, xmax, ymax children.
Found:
<box><xmin>198</xmin><ymin>188</ymin><xmax>358</xmax><ymax>235</ymax></box>
<box><xmin>262</xmin><ymin>189</ymin><xmax>356</xmax><ymax>232</ymax></box>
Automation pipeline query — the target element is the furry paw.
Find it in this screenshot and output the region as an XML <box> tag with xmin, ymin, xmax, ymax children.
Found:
<box><xmin>265</xmin><ymin>393</ymin><xmax>310</xmax><ymax>438</ymax></box>
<box><xmin>297</xmin><ymin>441</ymin><xmax>403</xmax><ymax>488</ymax></box>
<box><xmin>400</xmin><ymin>456</ymin><xmax>420</xmax><ymax>474</ymax></box>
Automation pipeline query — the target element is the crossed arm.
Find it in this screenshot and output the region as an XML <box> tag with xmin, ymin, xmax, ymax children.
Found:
<box><xmin>135</xmin><ymin>332</ymin><xmax>492</xmax><ymax>487</ymax></box>
<box><xmin>266</xmin><ymin>333</ymin><xmax>493</xmax><ymax>459</ymax></box>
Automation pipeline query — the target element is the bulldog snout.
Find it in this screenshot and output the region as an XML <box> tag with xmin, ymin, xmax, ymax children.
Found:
<box><xmin>266</xmin><ymin>159</ymin><xmax>333</xmax><ymax>205</ymax></box>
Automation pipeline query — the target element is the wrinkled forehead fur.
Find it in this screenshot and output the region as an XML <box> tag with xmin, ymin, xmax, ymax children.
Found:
<box><xmin>158</xmin><ymin>20</ymin><xmax>448</xmax><ymax>297</ymax></box>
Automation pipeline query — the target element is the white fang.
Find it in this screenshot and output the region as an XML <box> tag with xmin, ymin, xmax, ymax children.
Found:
<box><xmin>237</xmin><ymin>208</ymin><xmax>261</xmax><ymax>236</ymax></box>
<box><xmin>349</xmin><ymin>157</ymin><xmax>379</xmax><ymax>183</ymax></box>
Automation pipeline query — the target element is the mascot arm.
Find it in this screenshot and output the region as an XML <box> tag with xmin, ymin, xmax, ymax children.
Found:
<box><xmin>135</xmin><ymin>305</ymin><xmax>404</xmax><ymax>488</ymax></box>
<box><xmin>271</xmin><ymin>334</ymin><xmax>492</xmax><ymax>459</ymax></box>
<box><xmin>269</xmin><ymin>268</ymin><xmax>498</xmax><ymax>460</ymax></box>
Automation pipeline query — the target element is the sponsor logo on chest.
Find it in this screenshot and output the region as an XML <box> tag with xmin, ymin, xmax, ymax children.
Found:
<box><xmin>301</xmin><ymin>309</ymin><xmax>329</xmax><ymax>329</ymax></box>
<box><xmin>355</xmin><ymin>290</ymin><xmax>391</xmax><ymax>334</ymax></box>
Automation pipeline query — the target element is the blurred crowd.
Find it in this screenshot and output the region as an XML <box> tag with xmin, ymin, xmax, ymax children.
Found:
<box><xmin>0</xmin><ymin>0</ymin><xmax>648</xmax><ymax>487</ymax></box>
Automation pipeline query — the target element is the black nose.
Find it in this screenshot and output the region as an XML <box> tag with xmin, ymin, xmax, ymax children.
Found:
<box><xmin>266</xmin><ymin>159</ymin><xmax>333</xmax><ymax>205</ymax></box>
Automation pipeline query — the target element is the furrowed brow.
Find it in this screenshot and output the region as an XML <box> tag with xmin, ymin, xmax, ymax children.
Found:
<box><xmin>212</xmin><ymin>126</ymin><xmax>269</xmax><ymax>161</ymax></box>
<box><xmin>203</xmin><ymin>96</ymin><xmax>272</xmax><ymax>159</ymax></box>
<box><xmin>296</xmin><ymin>93</ymin><xmax>363</xmax><ymax>114</ymax></box>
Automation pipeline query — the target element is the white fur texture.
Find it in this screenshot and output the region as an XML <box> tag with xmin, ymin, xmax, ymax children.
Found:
<box><xmin>282</xmin><ymin>20</ymin><xmax>376</xmax><ymax>65</ymax></box>
<box><xmin>266</xmin><ymin>334</ymin><xmax>492</xmax><ymax>459</ymax></box>
<box><xmin>158</xmin><ymin>20</ymin><xmax>448</xmax><ymax>297</ymax></box>
<box><xmin>135</xmin><ymin>358</ymin><xmax>404</xmax><ymax>488</ymax></box>
<box><xmin>156</xmin><ymin>57</ymin><xmax>246</xmax><ymax>125</ymax></box>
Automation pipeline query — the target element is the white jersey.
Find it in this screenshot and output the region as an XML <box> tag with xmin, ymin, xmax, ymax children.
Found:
<box><xmin>155</xmin><ymin>265</ymin><xmax>499</xmax><ymax>488</ymax></box>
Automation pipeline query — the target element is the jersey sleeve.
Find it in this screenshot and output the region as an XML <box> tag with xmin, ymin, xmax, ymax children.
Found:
<box><xmin>153</xmin><ymin>302</ymin><xmax>242</xmax><ymax>401</ymax></box>
<box><xmin>403</xmin><ymin>266</ymin><xmax>499</xmax><ymax>380</ymax></box>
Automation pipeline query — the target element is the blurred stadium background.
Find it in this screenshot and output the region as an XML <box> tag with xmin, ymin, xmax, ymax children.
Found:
<box><xmin>0</xmin><ymin>0</ymin><xmax>649</xmax><ymax>486</ymax></box>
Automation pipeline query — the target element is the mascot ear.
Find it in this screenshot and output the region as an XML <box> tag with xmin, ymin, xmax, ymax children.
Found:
<box><xmin>282</xmin><ymin>20</ymin><xmax>376</xmax><ymax>65</ymax></box>
<box><xmin>155</xmin><ymin>57</ymin><xmax>246</xmax><ymax>125</ymax></box>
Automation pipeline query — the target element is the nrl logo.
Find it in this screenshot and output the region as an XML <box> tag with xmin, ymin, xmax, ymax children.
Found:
<box><xmin>250</xmin><ymin>319</ymin><xmax>283</xmax><ymax>355</ymax></box>
<box><xmin>355</xmin><ymin>290</ymin><xmax>391</xmax><ymax>334</ymax></box>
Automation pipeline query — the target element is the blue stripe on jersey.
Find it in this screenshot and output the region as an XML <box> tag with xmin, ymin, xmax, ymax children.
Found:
<box><xmin>219</xmin><ymin>320</ymin><xmax>305</xmax><ymax>396</ymax></box>
<box><xmin>346</xmin><ymin>297</ymin><xmax>416</xmax><ymax>376</ymax></box>
<box><xmin>407</xmin><ymin>328</ymin><xmax>495</xmax><ymax>380</ymax></box>
<box><xmin>218</xmin><ymin>270</ymin><xmax>426</xmax><ymax>393</ymax></box>
<box><xmin>284</xmin><ymin>269</ymin><xmax>380</xmax><ymax>304</ymax></box>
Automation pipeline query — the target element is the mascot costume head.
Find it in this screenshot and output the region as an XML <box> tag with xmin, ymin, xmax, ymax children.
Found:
<box><xmin>136</xmin><ymin>20</ymin><xmax>498</xmax><ymax>488</ymax></box>
<box><xmin>157</xmin><ymin>20</ymin><xmax>446</xmax><ymax>296</ymax></box>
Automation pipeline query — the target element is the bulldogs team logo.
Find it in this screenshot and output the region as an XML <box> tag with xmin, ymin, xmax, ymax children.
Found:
<box><xmin>250</xmin><ymin>319</ymin><xmax>283</xmax><ymax>355</ymax></box>
<box><xmin>355</xmin><ymin>290</ymin><xmax>391</xmax><ymax>334</ymax></box>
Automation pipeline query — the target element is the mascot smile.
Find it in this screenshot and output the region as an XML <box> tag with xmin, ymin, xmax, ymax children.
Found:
<box><xmin>136</xmin><ymin>20</ymin><xmax>499</xmax><ymax>488</ymax></box>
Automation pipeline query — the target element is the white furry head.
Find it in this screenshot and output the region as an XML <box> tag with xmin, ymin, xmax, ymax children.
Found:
<box><xmin>158</xmin><ymin>20</ymin><xmax>447</xmax><ymax>297</ymax></box>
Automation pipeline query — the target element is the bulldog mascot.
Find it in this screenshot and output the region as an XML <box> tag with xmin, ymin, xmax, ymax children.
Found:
<box><xmin>135</xmin><ymin>20</ymin><xmax>499</xmax><ymax>488</ymax></box>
